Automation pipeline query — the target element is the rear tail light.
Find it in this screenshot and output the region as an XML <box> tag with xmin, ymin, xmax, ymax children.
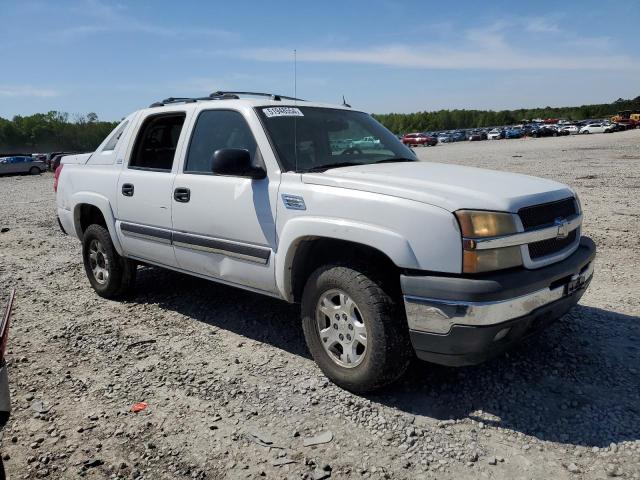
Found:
<box><xmin>53</xmin><ymin>164</ymin><xmax>64</xmax><ymax>192</ymax></box>
<box><xmin>0</xmin><ymin>289</ymin><xmax>15</xmax><ymax>363</ymax></box>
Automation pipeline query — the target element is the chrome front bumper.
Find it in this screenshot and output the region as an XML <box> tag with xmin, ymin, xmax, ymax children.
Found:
<box><xmin>404</xmin><ymin>255</ymin><xmax>594</xmax><ymax>335</ymax></box>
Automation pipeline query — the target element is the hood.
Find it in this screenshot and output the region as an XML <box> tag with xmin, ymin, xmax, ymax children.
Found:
<box><xmin>302</xmin><ymin>162</ymin><xmax>573</xmax><ymax>212</ymax></box>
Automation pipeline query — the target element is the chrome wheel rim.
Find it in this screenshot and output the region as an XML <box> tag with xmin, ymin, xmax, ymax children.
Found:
<box><xmin>88</xmin><ymin>239</ymin><xmax>109</xmax><ymax>285</ymax></box>
<box><xmin>315</xmin><ymin>289</ymin><xmax>367</xmax><ymax>368</ymax></box>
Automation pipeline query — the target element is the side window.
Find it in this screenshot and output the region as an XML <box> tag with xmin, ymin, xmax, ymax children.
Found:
<box><xmin>103</xmin><ymin>120</ymin><xmax>129</xmax><ymax>152</ymax></box>
<box><xmin>129</xmin><ymin>113</ymin><xmax>185</xmax><ymax>171</ymax></box>
<box><xmin>185</xmin><ymin>110</ymin><xmax>257</xmax><ymax>174</ymax></box>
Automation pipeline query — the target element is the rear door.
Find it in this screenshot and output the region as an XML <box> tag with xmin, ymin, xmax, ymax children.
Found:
<box><xmin>115</xmin><ymin>110</ymin><xmax>190</xmax><ymax>267</ymax></box>
<box><xmin>10</xmin><ymin>158</ymin><xmax>25</xmax><ymax>174</ymax></box>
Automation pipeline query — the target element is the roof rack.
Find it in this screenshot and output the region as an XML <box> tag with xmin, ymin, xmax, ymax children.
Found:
<box><xmin>210</xmin><ymin>91</ymin><xmax>305</xmax><ymax>102</ymax></box>
<box><xmin>149</xmin><ymin>91</ymin><xmax>305</xmax><ymax>108</ymax></box>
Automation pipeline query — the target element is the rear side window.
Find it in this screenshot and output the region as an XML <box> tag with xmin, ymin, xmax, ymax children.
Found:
<box><xmin>103</xmin><ymin>120</ymin><xmax>129</xmax><ymax>152</ymax></box>
<box><xmin>184</xmin><ymin>110</ymin><xmax>257</xmax><ymax>174</ymax></box>
<box><xmin>129</xmin><ymin>113</ymin><xmax>185</xmax><ymax>171</ymax></box>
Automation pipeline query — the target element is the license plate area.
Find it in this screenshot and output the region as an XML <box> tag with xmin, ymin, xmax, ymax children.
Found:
<box><xmin>564</xmin><ymin>262</ymin><xmax>593</xmax><ymax>295</ymax></box>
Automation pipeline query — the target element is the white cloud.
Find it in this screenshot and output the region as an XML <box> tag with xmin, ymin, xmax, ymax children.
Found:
<box><xmin>238</xmin><ymin>44</ymin><xmax>638</xmax><ymax>71</ymax></box>
<box><xmin>0</xmin><ymin>85</ymin><xmax>59</xmax><ymax>97</ymax></box>
<box><xmin>234</xmin><ymin>18</ymin><xmax>638</xmax><ymax>72</ymax></box>
<box><xmin>525</xmin><ymin>17</ymin><xmax>561</xmax><ymax>33</ymax></box>
<box><xmin>52</xmin><ymin>0</ymin><xmax>237</xmax><ymax>42</ymax></box>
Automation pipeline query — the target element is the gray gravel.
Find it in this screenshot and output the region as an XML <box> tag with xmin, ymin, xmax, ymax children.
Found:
<box><xmin>0</xmin><ymin>130</ymin><xmax>639</xmax><ymax>479</ymax></box>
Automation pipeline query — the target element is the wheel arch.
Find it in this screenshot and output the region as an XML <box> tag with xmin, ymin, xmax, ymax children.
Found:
<box><xmin>276</xmin><ymin>217</ymin><xmax>419</xmax><ymax>302</ymax></box>
<box><xmin>71</xmin><ymin>192</ymin><xmax>124</xmax><ymax>255</ymax></box>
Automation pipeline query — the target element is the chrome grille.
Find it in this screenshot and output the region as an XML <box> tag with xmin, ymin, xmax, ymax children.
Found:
<box><xmin>528</xmin><ymin>229</ymin><xmax>577</xmax><ymax>259</ymax></box>
<box><xmin>518</xmin><ymin>197</ymin><xmax>579</xmax><ymax>261</ymax></box>
<box><xmin>518</xmin><ymin>197</ymin><xmax>577</xmax><ymax>230</ymax></box>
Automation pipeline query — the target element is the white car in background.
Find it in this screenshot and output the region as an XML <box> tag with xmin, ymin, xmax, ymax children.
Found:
<box><xmin>579</xmin><ymin>123</ymin><xmax>613</xmax><ymax>134</ymax></box>
<box><xmin>487</xmin><ymin>129</ymin><xmax>502</xmax><ymax>140</ymax></box>
<box><xmin>561</xmin><ymin>125</ymin><xmax>579</xmax><ymax>135</ymax></box>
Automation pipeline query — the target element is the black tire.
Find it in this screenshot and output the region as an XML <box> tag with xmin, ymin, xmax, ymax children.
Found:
<box><xmin>29</xmin><ymin>166</ymin><xmax>40</xmax><ymax>175</ymax></box>
<box><xmin>82</xmin><ymin>224</ymin><xmax>136</xmax><ymax>299</ymax></box>
<box><xmin>301</xmin><ymin>264</ymin><xmax>412</xmax><ymax>393</ymax></box>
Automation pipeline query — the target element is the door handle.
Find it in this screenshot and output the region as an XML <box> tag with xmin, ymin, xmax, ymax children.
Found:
<box><xmin>122</xmin><ymin>183</ymin><xmax>134</xmax><ymax>197</ymax></box>
<box><xmin>174</xmin><ymin>187</ymin><xmax>190</xmax><ymax>203</ymax></box>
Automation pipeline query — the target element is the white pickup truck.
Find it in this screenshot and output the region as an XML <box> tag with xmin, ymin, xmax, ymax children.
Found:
<box><xmin>55</xmin><ymin>91</ymin><xmax>596</xmax><ymax>392</ymax></box>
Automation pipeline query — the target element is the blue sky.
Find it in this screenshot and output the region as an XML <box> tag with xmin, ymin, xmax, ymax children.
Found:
<box><xmin>1</xmin><ymin>0</ymin><xmax>639</xmax><ymax>120</ymax></box>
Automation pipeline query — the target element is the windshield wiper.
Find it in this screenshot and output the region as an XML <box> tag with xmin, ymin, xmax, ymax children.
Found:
<box><xmin>302</xmin><ymin>157</ymin><xmax>416</xmax><ymax>173</ymax></box>
<box><xmin>374</xmin><ymin>157</ymin><xmax>416</xmax><ymax>164</ymax></box>
<box><xmin>302</xmin><ymin>162</ymin><xmax>360</xmax><ymax>173</ymax></box>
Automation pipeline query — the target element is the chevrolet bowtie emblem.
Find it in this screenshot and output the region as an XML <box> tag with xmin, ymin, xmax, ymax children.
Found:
<box><xmin>554</xmin><ymin>217</ymin><xmax>569</xmax><ymax>239</ymax></box>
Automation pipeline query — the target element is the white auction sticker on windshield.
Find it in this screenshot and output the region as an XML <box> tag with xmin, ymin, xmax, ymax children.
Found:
<box><xmin>263</xmin><ymin>107</ymin><xmax>304</xmax><ymax>118</ymax></box>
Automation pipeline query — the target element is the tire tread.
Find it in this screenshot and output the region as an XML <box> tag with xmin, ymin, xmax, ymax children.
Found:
<box><xmin>301</xmin><ymin>263</ymin><xmax>411</xmax><ymax>393</ymax></box>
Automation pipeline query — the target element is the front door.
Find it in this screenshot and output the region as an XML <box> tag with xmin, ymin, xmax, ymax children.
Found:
<box><xmin>115</xmin><ymin>111</ymin><xmax>188</xmax><ymax>267</ymax></box>
<box><xmin>171</xmin><ymin>109</ymin><xmax>278</xmax><ymax>293</ymax></box>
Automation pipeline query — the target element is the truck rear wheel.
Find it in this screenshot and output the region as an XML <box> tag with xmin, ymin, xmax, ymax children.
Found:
<box><xmin>82</xmin><ymin>224</ymin><xmax>136</xmax><ymax>299</ymax></box>
<box><xmin>301</xmin><ymin>264</ymin><xmax>411</xmax><ymax>393</ymax></box>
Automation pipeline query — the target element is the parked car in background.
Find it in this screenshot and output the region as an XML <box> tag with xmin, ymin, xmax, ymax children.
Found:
<box><xmin>560</xmin><ymin>125</ymin><xmax>579</xmax><ymax>135</ymax></box>
<box><xmin>450</xmin><ymin>131</ymin><xmax>467</xmax><ymax>142</ymax></box>
<box><xmin>468</xmin><ymin>130</ymin><xmax>487</xmax><ymax>141</ymax></box>
<box><xmin>0</xmin><ymin>156</ymin><xmax>47</xmax><ymax>175</ymax></box>
<box><xmin>51</xmin><ymin>154</ymin><xmax>69</xmax><ymax>172</ymax></box>
<box><xmin>530</xmin><ymin>126</ymin><xmax>567</xmax><ymax>138</ymax></box>
<box><xmin>401</xmin><ymin>133</ymin><xmax>437</xmax><ymax>147</ymax></box>
<box><xmin>487</xmin><ymin>128</ymin><xmax>504</xmax><ymax>140</ymax></box>
<box><xmin>505</xmin><ymin>127</ymin><xmax>524</xmax><ymax>139</ymax></box>
<box><xmin>46</xmin><ymin>151</ymin><xmax>78</xmax><ymax>171</ymax></box>
<box><xmin>609</xmin><ymin>123</ymin><xmax>628</xmax><ymax>132</ymax></box>
<box><xmin>352</xmin><ymin>136</ymin><xmax>382</xmax><ymax>149</ymax></box>
<box><xmin>437</xmin><ymin>133</ymin><xmax>452</xmax><ymax>143</ymax></box>
<box><xmin>579</xmin><ymin>123</ymin><xmax>613</xmax><ymax>134</ymax></box>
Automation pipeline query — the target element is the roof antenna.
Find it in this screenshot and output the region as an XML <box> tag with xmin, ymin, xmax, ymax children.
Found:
<box><xmin>293</xmin><ymin>49</ymin><xmax>298</xmax><ymax>173</ymax></box>
<box><xmin>342</xmin><ymin>95</ymin><xmax>351</xmax><ymax>108</ymax></box>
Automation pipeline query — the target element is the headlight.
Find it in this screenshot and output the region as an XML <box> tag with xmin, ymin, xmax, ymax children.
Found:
<box><xmin>455</xmin><ymin>210</ymin><xmax>522</xmax><ymax>273</ymax></box>
<box><xmin>455</xmin><ymin>210</ymin><xmax>517</xmax><ymax>238</ymax></box>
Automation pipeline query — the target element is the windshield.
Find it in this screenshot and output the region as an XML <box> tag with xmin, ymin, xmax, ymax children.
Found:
<box><xmin>257</xmin><ymin>106</ymin><xmax>416</xmax><ymax>172</ymax></box>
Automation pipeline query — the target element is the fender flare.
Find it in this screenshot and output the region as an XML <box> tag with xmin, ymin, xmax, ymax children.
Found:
<box><xmin>275</xmin><ymin>216</ymin><xmax>419</xmax><ymax>301</ymax></box>
<box><xmin>70</xmin><ymin>192</ymin><xmax>124</xmax><ymax>255</ymax></box>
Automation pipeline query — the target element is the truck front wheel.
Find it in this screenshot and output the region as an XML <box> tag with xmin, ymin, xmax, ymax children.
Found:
<box><xmin>301</xmin><ymin>264</ymin><xmax>411</xmax><ymax>393</ymax></box>
<box><xmin>82</xmin><ymin>224</ymin><xmax>136</xmax><ymax>299</ymax></box>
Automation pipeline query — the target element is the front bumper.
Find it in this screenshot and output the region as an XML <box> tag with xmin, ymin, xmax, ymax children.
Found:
<box><xmin>402</xmin><ymin>237</ymin><xmax>596</xmax><ymax>366</ymax></box>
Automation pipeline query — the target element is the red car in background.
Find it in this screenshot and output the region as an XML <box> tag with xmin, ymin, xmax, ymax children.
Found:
<box><xmin>401</xmin><ymin>133</ymin><xmax>437</xmax><ymax>147</ymax></box>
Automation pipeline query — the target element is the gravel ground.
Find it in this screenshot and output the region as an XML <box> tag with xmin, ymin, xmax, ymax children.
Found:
<box><xmin>0</xmin><ymin>130</ymin><xmax>638</xmax><ymax>479</ymax></box>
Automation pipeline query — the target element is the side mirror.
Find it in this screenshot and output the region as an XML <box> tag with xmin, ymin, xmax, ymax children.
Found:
<box><xmin>211</xmin><ymin>148</ymin><xmax>266</xmax><ymax>179</ymax></box>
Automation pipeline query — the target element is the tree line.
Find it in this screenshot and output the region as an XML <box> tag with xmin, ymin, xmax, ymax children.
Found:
<box><xmin>373</xmin><ymin>96</ymin><xmax>640</xmax><ymax>134</ymax></box>
<box><xmin>1</xmin><ymin>95</ymin><xmax>639</xmax><ymax>153</ymax></box>
<box><xmin>0</xmin><ymin>111</ymin><xmax>118</xmax><ymax>154</ymax></box>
